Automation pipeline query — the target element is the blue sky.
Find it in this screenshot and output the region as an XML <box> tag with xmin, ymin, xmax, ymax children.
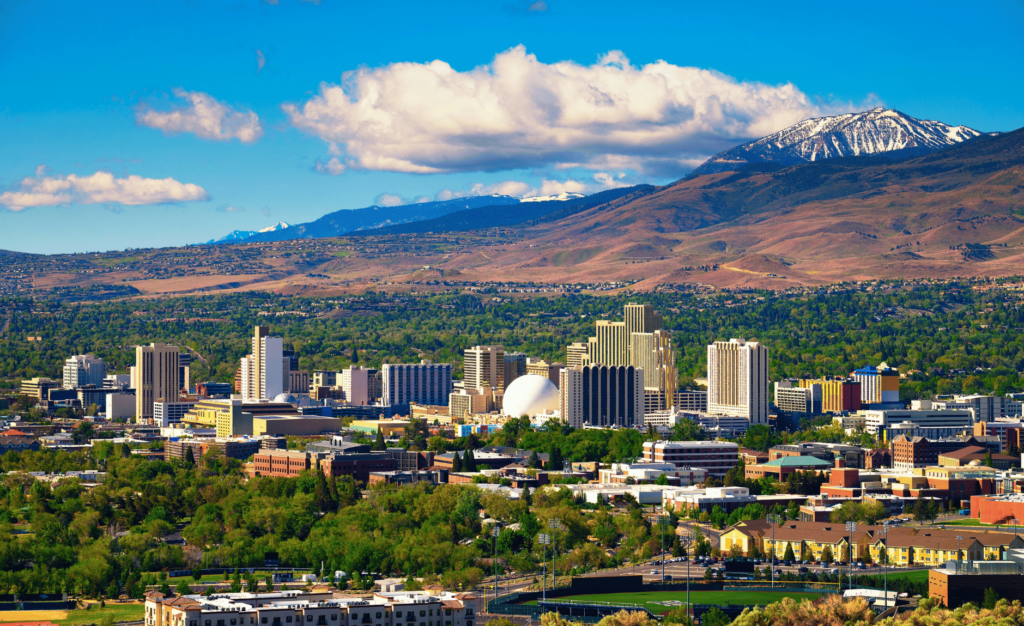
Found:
<box><xmin>2</xmin><ymin>0</ymin><xmax>1022</xmax><ymax>254</ymax></box>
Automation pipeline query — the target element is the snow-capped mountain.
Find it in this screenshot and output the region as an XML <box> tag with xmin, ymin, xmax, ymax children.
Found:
<box><xmin>259</xmin><ymin>222</ymin><xmax>291</xmax><ymax>233</ymax></box>
<box><xmin>205</xmin><ymin>230</ymin><xmax>258</xmax><ymax>245</ymax></box>
<box><xmin>690</xmin><ymin>107</ymin><xmax>988</xmax><ymax>177</ymax></box>
<box><xmin>521</xmin><ymin>192</ymin><xmax>585</xmax><ymax>203</ymax></box>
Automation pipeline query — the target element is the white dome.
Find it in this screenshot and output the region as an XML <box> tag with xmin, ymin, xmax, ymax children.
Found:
<box><xmin>503</xmin><ymin>375</ymin><xmax>559</xmax><ymax>418</ymax></box>
<box><xmin>274</xmin><ymin>393</ymin><xmax>298</xmax><ymax>404</ymax></box>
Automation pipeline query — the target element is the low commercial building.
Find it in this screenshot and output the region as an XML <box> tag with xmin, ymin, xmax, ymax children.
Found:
<box><xmin>367</xmin><ymin>470</ymin><xmax>447</xmax><ymax>486</ymax></box>
<box><xmin>153</xmin><ymin>400</ymin><xmax>198</xmax><ymax>428</ymax></box>
<box><xmin>662</xmin><ymin>486</ymin><xmax>758</xmax><ymax>514</ymax></box>
<box><xmin>864</xmin><ymin>407</ymin><xmax>974</xmax><ymax>438</ymax></box>
<box><xmin>166</xmin><ymin>437</ymin><xmax>261</xmax><ymax>462</ymax></box>
<box><xmin>770</xmin><ymin>442</ymin><xmax>866</xmax><ymax>469</ymax></box>
<box><xmin>253</xmin><ymin>415</ymin><xmax>344</xmax><ymax>437</ymax></box>
<box><xmin>350</xmin><ymin>419</ymin><xmax>410</xmax><ymax>438</ymax></box>
<box><xmin>938</xmin><ymin>445</ymin><xmax>1018</xmax><ymax>470</ymax></box>
<box><xmin>597</xmin><ymin>462</ymin><xmax>707</xmax><ymax>486</ymax></box>
<box><xmin>20</xmin><ymin>377</ymin><xmax>59</xmax><ymax>403</ymax></box>
<box><xmin>144</xmin><ymin>590</ymin><xmax>480</xmax><ymax>626</ymax></box>
<box><xmin>775</xmin><ymin>380</ymin><xmax>822</xmax><ymax>415</ymax></box>
<box><xmin>890</xmin><ymin>435</ymin><xmax>998</xmax><ymax>470</ymax></box>
<box><xmin>930</xmin><ymin>560</ymin><xmax>1024</xmax><ymax>607</ymax></box>
<box><xmin>642</xmin><ymin>440</ymin><xmax>740</xmax><ymax>478</ymax></box>
<box><xmin>249</xmin><ymin>448</ymin><xmax>396</xmax><ymax>482</ymax></box>
<box><xmin>744</xmin><ymin>455</ymin><xmax>833</xmax><ymax>481</ymax></box>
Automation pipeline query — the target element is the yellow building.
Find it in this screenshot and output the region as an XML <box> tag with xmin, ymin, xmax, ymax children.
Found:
<box><xmin>350</xmin><ymin>419</ymin><xmax>409</xmax><ymax>437</ymax></box>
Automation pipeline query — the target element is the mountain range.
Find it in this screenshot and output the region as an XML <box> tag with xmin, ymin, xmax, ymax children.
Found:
<box><xmin>688</xmin><ymin>107</ymin><xmax>989</xmax><ymax>178</ymax></box>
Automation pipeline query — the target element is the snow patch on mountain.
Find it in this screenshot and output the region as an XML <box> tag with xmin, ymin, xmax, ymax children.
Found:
<box><xmin>259</xmin><ymin>222</ymin><xmax>291</xmax><ymax>233</ymax></box>
<box><xmin>521</xmin><ymin>192</ymin><xmax>585</xmax><ymax>203</ymax></box>
<box><xmin>690</xmin><ymin>107</ymin><xmax>989</xmax><ymax>177</ymax></box>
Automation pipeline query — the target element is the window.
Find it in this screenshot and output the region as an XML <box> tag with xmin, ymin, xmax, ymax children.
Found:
<box><xmin>308</xmin><ymin>618</ymin><xmax>313</xmax><ymax>623</ymax></box>
<box><xmin>331</xmin><ymin>617</ymin><xmax>337</xmax><ymax>622</ymax></box>
<box><xmin>445</xmin><ymin>611</ymin><xmax>451</xmax><ymax>616</ymax></box>
<box><xmin>262</xmin><ymin>620</ymin><xmax>268</xmax><ymax>625</ymax></box>
<box><xmin>376</xmin><ymin>614</ymin><xmax>382</xmax><ymax>619</ymax></box>
<box><xmin>396</xmin><ymin>613</ymin><xmax>402</xmax><ymax>618</ymax></box>
<box><xmin>287</xmin><ymin>619</ymin><xmax>293</xmax><ymax>624</ymax></box>
<box><xmin>420</xmin><ymin>612</ymin><xmax>426</xmax><ymax>617</ymax></box>
<box><xmin>232</xmin><ymin>621</ymin><xmax>237</xmax><ymax>625</ymax></box>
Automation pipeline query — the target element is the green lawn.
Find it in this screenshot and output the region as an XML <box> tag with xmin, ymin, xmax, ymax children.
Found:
<box><xmin>56</xmin><ymin>603</ymin><xmax>145</xmax><ymax>626</ymax></box>
<box><xmin>521</xmin><ymin>590</ymin><xmax>826</xmax><ymax>612</ymax></box>
<box><xmin>881</xmin><ymin>570</ymin><xmax>930</xmax><ymax>582</ymax></box>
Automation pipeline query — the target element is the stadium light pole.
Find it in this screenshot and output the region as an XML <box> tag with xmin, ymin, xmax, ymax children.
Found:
<box><xmin>538</xmin><ymin>533</ymin><xmax>551</xmax><ymax>602</ymax></box>
<box><xmin>492</xmin><ymin>526</ymin><xmax>501</xmax><ymax>605</ymax></box>
<box><xmin>956</xmin><ymin>535</ymin><xmax>962</xmax><ymax>566</ymax></box>
<box><xmin>846</xmin><ymin>521</ymin><xmax>857</xmax><ymax>591</ymax></box>
<box><xmin>685</xmin><ymin>526</ymin><xmax>695</xmax><ymax>616</ymax></box>
<box><xmin>656</xmin><ymin>515</ymin><xmax>671</xmax><ymax>582</ymax></box>
<box><xmin>767</xmin><ymin>514</ymin><xmax>783</xmax><ymax>589</ymax></box>
<box><xmin>880</xmin><ymin>522</ymin><xmax>889</xmax><ymax>607</ymax></box>
<box><xmin>549</xmin><ymin>519</ymin><xmax>563</xmax><ymax>590</ymax></box>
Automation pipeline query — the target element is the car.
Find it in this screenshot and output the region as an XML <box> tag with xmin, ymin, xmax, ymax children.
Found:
<box><xmin>774</xmin><ymin>569</ymin><xmax>783</xmax><ymax>576</ymax></box>
<box><xmin>753</xmin><ymin>559</ymin><xmax>761</xmax><ymax>565</ymax></box>
<box><xmin>650</xmin><ymin>570</ymin><xmax>659</xmax><ymax>575</ymax></box>
<box><xmin>857</xmin><ymin>563</ymin><xmax>866</xmax><ymax>569</ymax></box>
<box><xmin>663</xmin><ymin>575</ymin><xmax>673</xmax><ymax>581</ymax></box>
<box><xmin>856</xmin><ymin>561</ymin><xmax>865</xmax><ymax>567</ymax></box>
<box><xmin>831</xmin><ymin>568</ymin><xmax>841</xmax><ymax>575</ymax></box>
<box><xmin>798</xmin><ymin>567</ymin><xmax>809</xmax><ymax>574</ymax></box>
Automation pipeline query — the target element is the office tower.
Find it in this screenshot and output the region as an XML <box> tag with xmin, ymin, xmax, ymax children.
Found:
<box><xmin>288</xmin><ymin>371</ymin><xmax>310</xmax><ymax>395</ymax></box>
<box><xmin>341</xmin><ymin>365</ymin><xmax>373</xmax><ymax>405</ymax></box>
<box><xmin>851</xmin><ymin>362</ymin><xmax>900</xmax><ymax>405</ymax></box>
<box><xmin>567</xmin><ymin>342</ymin><xmax>590</xmax><ymax>369</ymax></box>
<box><xmin>178</xmin><ymin>352</ymin><xmax>191</xmax><ymax>393</ymax></box>
<box><xmin>135</xmin><ymin>342</ymin><xmax>181</xmax><ymax>423</ymax></box>
<box><xmin>282</xmin><ymin>349</ymin><xmax>299</xmax><ymax>372</ymax></box>
<box><xmin>559</xmin><ymin>364</ymin><xmax>644</xmax><ymax>428</ymax></box>
<box><xmin>62</xmin><ymin>354</ymin><xmax>106</xmax><ymax>389</ymax></box>
<box><xmin>624</xmin><ymin>303</ymin><xmax>663</xmax><ymax>336</ymax></box>
<box><xmin>241</xmin><ymin>326</ymin><xmax>287</xmax><ymax>402</ymax></box>
<box><xmin>382</xmin><ymin>361</ymin><xmax>453</xmax><ymax>414</ymax></box>
<box><xmin>503</xmin><ymin>352</ymin><xmax>528</xmax><ymax>389</ymax></box>
<box><xmin>707</xmin><ymin>338</ymin><xmax>769</xmax><ymax>425</ymax></box>
<box><xmin>592</xmin><ymin>321</ymin><xmax>628</xmax><ymax>366</ymax></box>
<box><xmin>20</xmin><ymin>377</ymin><xmax>59</xmax><ymax>402</ymax></box>
<box><xmin>630</xmin><ymin>329</ymin><xmax>677</xmax><ymax>409</ymax></box>
<box><xmin>464</xmin><ymin>345</ymin><xmax>504</xmax><ymax>391</ymax></box>
<box><xmin>774</xmin><ymin>379</ymin><xmax>822</xmax><ymax>415</ymax></box>
<box><xmin>812</xmin><ymin>378</ymin><xmax>862</xmax><ymax>413</ymax></box>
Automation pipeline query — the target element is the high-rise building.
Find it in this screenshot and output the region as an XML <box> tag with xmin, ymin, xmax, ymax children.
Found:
<box><xmin>567</xmin><ymin>342</ymin><xmax>590</xmax><ymax>368</ymax></box>
<box><xmin>811</xmin><ymin>377</ymin><xmax>862</xmax><ymax>413</ymax></box>
<box><xmin>178</xmin><ymin>352</ymin><xmax>191</xmax><ymax>393</ymax></box>
<box><xmin>288</xmin><ymin>370</ymin><xmax>310</xmax><ymax>395</ymax></box>
<box><xmin>503</xmin><ymin>351</ymin><xmax>528</xmax><ymax>389</ymax></box>
<box><xmin>559</xmin><ymin>364</ymin><xmax>644</xmax><ymax>428</ymax></box>
<box><xmin>630</xmin><ymin>329</ymin><xmax>677</xmax><ymax>405</ymax></box>
<box><xmin>135</xmin><ymin>342</ymin><xmax>181</xmax><ymax>423</ymax></box>
<box><xmin>464</xmin><ymin>345</ymin><xmax>504</xmax><ymax>391</ymax></box>
<box><xmin>241</xmin><ymin>326</ymin><xmax>288</xmax><ymax>401</ymax></box>
<box><xmin>707</xmin><ymin>338</ymin><xmax>768</xmax><ymax>426</ymax></box>
<box><xmin>592</xmin><ymin>321</ymin><xmax>628</xmax><ymax>366</ymax></box>
<box><xmin>382</xmin><ymin>361</ymin><xmax>453</xmax><ymax>414</ymax></box>
<box><xmin>851</xmin><ymin>362</ymin><xmax>900</xmax><ymax>405</ymax></box>
<box><xmin>62</xmin><ymin>354</ymin><xmax>106</xmax><ymax>389</ymax></box>
<box><xmin>341</xmin><ymin>365</ymin><xmax>374</xmax><ymax>405</ymax></box>
<box><xmin>774</xmin><ymin>379</ymin><xmax>822</xmax><ymax>415</ymax></box>
<box><xmin>624</xmin><ymin>302</ymin><xmax>663</xmax><ymax>336</ymax></box>
<box><xmin>312</xmin><ymin>370</ymin><xmax>338</xmax><ymax>388</ymax></box>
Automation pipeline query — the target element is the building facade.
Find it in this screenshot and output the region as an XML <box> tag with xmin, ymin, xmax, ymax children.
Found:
<box><xmin>707</xmin><ymin>338</ymin><xmax>768</xmax><ymax>425</ymax></box>
<box><xmin>382</xmin><ymin>361</ymin><xmax>453</xmax><ymax>414</ymax></box>
<box><xmin>62</xmin><ymin>354</ymin><xmax>106</xmax><ymax>390</ymax></box>
<box><xmin>135</xmin><ymin>342</ymin><xmax>181</xmax><ymax>423</ymax></box>
<box><xmin>464</xmin><ymin>346</ymin><xmax>504</xmax><ymax>391</ymax></box>
<box><xmin>559</xmin><ymin>364</ymin><xmax>644</xmax><ymax>428</ymax></box>
<box><xmin>642</xmin><ymin>440</ymin><xmax>740</xmax><ymax>478</ymax></box>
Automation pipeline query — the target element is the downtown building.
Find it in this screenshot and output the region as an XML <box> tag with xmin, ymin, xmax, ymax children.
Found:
<box><xmin>707</xmin><ymin>338</ymin><xmax>768</xmax><ymax>428</ymax></box>
<box><xmin>134</xmin><ymin>342</ymin><xmax>181</xmax><ymax>423</ymax></box>
<box><xmin>240</xmin><ymin>326</ymin><xmax>289</xmax><ymax>402</ymax></box>
<box><xmin>382</xmin><ymin>361</ymin><xmax>453</xmax><ymax>416</ymax></box>
<box><xmin>642</xmin><ymin>440</ymin><xmax>740</xmax><ymax>478</ymax></box>
<box><xmin>559</xmin><ymin>364</ymin><xmax>644</xmax><ymax>428</ymax></box>
<box><xmin>62</xmin><ymin>354</ymin><xmax>106</xmax><ymax>389</ymax></box>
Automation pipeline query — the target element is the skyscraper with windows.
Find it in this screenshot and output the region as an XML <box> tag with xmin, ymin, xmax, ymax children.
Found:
<box><xmin>382</xmin><ymin>361</ymin><xmax>453</xmax><ymax>415</ymax></box>
<box><xmin>62</xmin><ymin>354</ymin><xmax>106</xmax><ymax>389</ymax></box>
<box><xmin>464</xmin><ymin>345</ymin><xmax>504</xmax><ymax>391</ymax></box>
<box><xmin>135</xmin><ymin>342</ymin><xmax>180</xmax><ymax>423</ymax></box>
<box><xmin>707</xmin><ymin>338</ymin><xmax>769</xmax><ymax>426</ymax></box>
<box><xmin>240</xmin><ymin>326</ymin><xmax>288</xmax><ymax>402</ymax></box>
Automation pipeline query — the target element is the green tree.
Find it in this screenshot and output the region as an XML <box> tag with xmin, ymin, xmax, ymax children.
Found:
<box><xmin>452</xmin><ymin>451</ymin><xmax>463</xmax><ymax>472</ymax></box>
<box><xmin>655</xmin><ymin>473</ymin><xmax>670</xmax><ymax>486</ymax></box>
<box><xmin>821</xmin><ymin>545</ymin><xmax>834</xmax><ymax>564</ymax></box>
<box><xmin>983</xmin><ymin>587</ymin><xmax>1000</xmax><ymax>609</ymax></box>
<box><xmin>373</xmin><ymin>428</ymin><xmax>386</xmax><ymax>451</ymax></box>
<box><xmin>463</xmin><ymin>448</ymin><xmax>477</xmax><ymax>472</ymax></box>
<box><xmin>985</xmin><ymin>450</ymin><xmax>994</xmax><ymax>467</ymax></box>
<box><xmin>783</xmin><ymin>543</ymin><xmax>796</xmax><ymax>562</ymax></box>
<box><xmin>548</xmin><ymin>446</ymin><xmax>563</xmax><ymax>471</ymax></box>
<box><xmin>701</xmin><ymin>608</ymin><xmax>730</xmax><ymax>626</ymax></box>
<box><xmin>526</xmin><ymin>450</ymin><xmax>540</xmax><ymax>469</ymax></box>
<box><xmin>175</xmin><ymin>580</ymin><xmax>192</xmax><ymax>595</ymax></box>
<box><xmin>184</xmin><ymin>446</ymin><xmax>195</xmax><ymax>467</ymax></box>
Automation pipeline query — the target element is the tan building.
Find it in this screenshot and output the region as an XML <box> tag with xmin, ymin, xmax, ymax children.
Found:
<box><xmin>288</xmin><ymin>370</ymin><xmax>309</xmax><ymax>395</ymax></box>
<box><xmin>20</xmin><ymin>377</ymin><xmax>59</xmax><ymax>402</ymax></box>
<box><xmin>449</xmin><ymin>386</ymin><xmax>493</xmax><ymax>419</ymax></box>
<box><xmin>566</xmin><ymin>342</ymin><xmax>590</xmax><ymax>368</ymax></box>
<box><xmin>707</xmin><ymin>338</ymin><xmax>768</xmax><ymax>425</ymax></box>
<box><xmin>592</xmin><ymin>320</ymin><xmax>628</xmax><ymax>366</ymax></box>
<box><xmin>464</xmin><ymin>345</ymin><xmax>505</xmax><ymax>391</ymax></box>
<box><xmin>135</xmin><ymin>342</ymin><xmax>180</xmax><ymax>423</ymax></box>
<box><xmin>252</xmin><ymin>415</ymin><xmax>344</xmax><ymax>437</ymax></box>
<box><xmin>527</xmin><ymin>358</ymin><xmax>564</xmax><ymax>386</ymax></box>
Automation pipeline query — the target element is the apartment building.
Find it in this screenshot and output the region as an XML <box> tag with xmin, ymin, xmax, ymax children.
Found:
<box><xmin>503</xmin><ymin>352</ymin><xmax>527</xmax><ymax>389</ymax></box>
<box><xmin>526</xmin><ymin>358</ymin><xmax>564</xmax><ymax>386</ymax></box>
<box><xmin>774</xmin><ymin>379</ymin><xmax>822</xmax><ymax>415</ymax></box>
<box><xmin>464</xmin><ymin>346</ymin><xmax>504</xmax><ymax>391</ymax></box>
<box><xmin>382</xmin><ymin>361</ymin><xmax>453</xmax><ymax>415</ymax></box>
<box><xmin>642</xmin><ymin>440</ymin><xmax>739</xmax><ymax>478</ymax></box>
<box><xmin>566</xmin><ymin>342</ymin><xmax>590</xmax><ymax>368</ymax></box>
<box><xmin>851</xmin><ymin>362</ymin><xmax>900</xmax><ymax>405</ymax></box>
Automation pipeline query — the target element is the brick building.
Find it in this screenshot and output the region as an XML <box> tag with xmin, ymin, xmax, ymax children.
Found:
<box><xmin>890</xmin><ymin>435</ymin><xmax>996</xmax><ymax>470</ymax></box>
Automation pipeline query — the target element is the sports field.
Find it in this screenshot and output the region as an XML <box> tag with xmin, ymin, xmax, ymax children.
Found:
<box><xmin>0</xmin><ymin>604</ymin><xmax>145</xmax><ymax>626</ymax></box>
<box><xmin>522</xmin><ymin>590</ymin><xmax>827</xmax><ymax>612</ymax></box>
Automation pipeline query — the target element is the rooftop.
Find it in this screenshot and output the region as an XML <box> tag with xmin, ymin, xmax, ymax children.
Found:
<box><xmin>758</xmin><ymin>456</ymin><xmax>834</xmax><ymax>468</ymax></box>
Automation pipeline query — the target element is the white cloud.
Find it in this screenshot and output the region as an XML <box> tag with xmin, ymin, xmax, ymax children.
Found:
<box><xmin>137</xmin><ymin>88</ymin><xmax>263</xmax><ymax>143</ymax></box>
<box><xmin>528</xmin><ymin>1</ymin><xmax>548</xmax><ymax>11</ymax></box>
<box><xmin>216</xmin><ymin>204</ymin><xmax>245</xmax><ymax>213</ymax></box>
<box><xmin>283</xmin><ymin>46</ymin><xmax>865</xmax><ymax>177</ymax></box>
<box><xmin>314</xmin><ymin>157</ymin><xmax>346</xmax><ymax>175</ymax></box>
<box><xmin>375</xmin><ymin>193</ymin><xmax>404</xmax><ymax>207</ymax></box>
<box><xmin>0</xmin><ymin>170</ymin><xmax>209</xmax><ymax>211</ymax></box>
<box><xmin>256</xmin><ymin>49</ymin><xmax>266</xmax><ymax>73</ymax></box>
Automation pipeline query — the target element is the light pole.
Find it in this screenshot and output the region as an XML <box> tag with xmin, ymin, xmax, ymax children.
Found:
<box><xmin>538</xmin><ymin>533</ymin><xmax>551</xmax><ymax>602</ymax></box>
<box><xmin>846</xmin><ymin>521</ymin><xmax>857</xmax><ymax>591</ymax></box>
<box><xmin>549</xmin><ymin>519</ymin><xmax>562</xmax><ymax>590</ymax></box>
<box><xmin>956</xmin><ymin>535</ymin><xmax>963</xmax><ymax>569</ymax></box>
<box><xmin>767</xmin><ymin>514</ymin><xmax>782</xmax><ymax>589</ymax></box>
<box><xmin>880</xmin><ymin>522</ymin><xmax>889</xmax><ymax>607</ymax></box>
<box><xmin>656</xmin><ymin>515</ymin><xmax>672</xmax><ymax>582</ymax></box>
<box><xmin>492</xmin><ymin>526</ymin><xmax>501</xmax><ymax>604</ymax></box>
<box><xmin>685</xmin><ymin>526</ymin><xmax>694</xmax><ymax>616</ymax></box>
<box><xmin>1014</xmin><ymin>518</ymin><xmax>1019</xmax><ymax>553</ymax></box>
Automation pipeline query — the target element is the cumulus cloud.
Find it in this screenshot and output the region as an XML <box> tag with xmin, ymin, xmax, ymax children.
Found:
<box><xmin>283</xmin><ymin>46</ymin><xmax>864</xmax><ymax>177</ymax></box>
<box><xmin>528</xmin><ymin>1</ymin><xmax>548</xmax><ymax>11</ymax></box>
<box><xmin>314</xmin><ymin>157</ymin><xmax>346</xmax><ymax>175</ymax></box>
<box><xmin>0</xmin><ymin>170</ymin><xmax>209</xmax><ymax>211</ymax></box>
<box><xmin>256</xmin><ymin>49</ymin><xmax>266</xmax><ymax>73</ymax></box>
<box><xmin>137</xmin><ymin>88</ymin><xmax>263</xmax><ymax>143</ymax></box>
<box><xmin>434</xmin><ymin>171</ymin><xmax>627</xmax><ymax>202</ymax></box>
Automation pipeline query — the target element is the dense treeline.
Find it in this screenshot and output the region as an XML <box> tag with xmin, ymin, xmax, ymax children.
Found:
<box><xmin>2</xmin><ymin>278</ymin><xmax>1024</xmax><ymax>400</ymax></box>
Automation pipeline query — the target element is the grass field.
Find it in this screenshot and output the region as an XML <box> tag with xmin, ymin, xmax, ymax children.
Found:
<box><xmin>55</xmin><ymin>604</ymin><xmax>144</xmax><ymax>626</ymax></box>
<box><xmin>522</xmin><ymin>590</ymin><xmax>827</xmax><ymax>612</ymax></box>
<box><xmin>880</xmin><ymin>570</ymin><xmax>929</xmax><ymax>582</ymax></box>
<box><xmin>0</xmin><ymin>609</ymin><xmax>68</xmax><ymax>623</ymax></box>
